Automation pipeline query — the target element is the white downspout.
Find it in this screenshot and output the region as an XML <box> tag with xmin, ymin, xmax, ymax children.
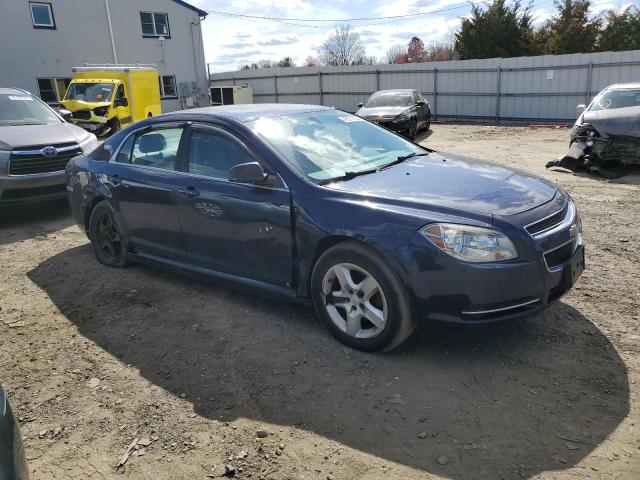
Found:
<box><xmin>104</xmin><ymin>0</ymin><xmax>118</xmax><ymax>64</ymax></box>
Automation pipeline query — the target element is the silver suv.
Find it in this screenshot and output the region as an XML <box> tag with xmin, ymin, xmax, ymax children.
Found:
<box><xmin>0</xmin><ymin>88</ymin><xmax>98</xmax><ymax>205</ymax></box>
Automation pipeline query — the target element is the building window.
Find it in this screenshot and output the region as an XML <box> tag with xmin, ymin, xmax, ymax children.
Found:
<box><xmin>30</xmin><ymin>2</ymin><xmax>55</xmax><ymax>29</ymax></box>
<box><xmin>140</xmin><ymin>12</ymin><xmax>170</xmax><ymax>38</ymax></box>
<box><xmin>37</xmin><ymin>78</ymin><xmax>71</xmax><ymax>103</ymax></box>
<box><xmin>159</xmin><ymin>75</ymin><xmax>177</xmax><ymax>98</ymax></box>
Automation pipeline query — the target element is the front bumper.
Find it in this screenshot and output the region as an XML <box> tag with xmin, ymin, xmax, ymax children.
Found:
<box><xmin>363</xmin><ymin>117</ymin><xmax>413</xmax><ymax>134</ymax></box>
<box><xmin>393</xmin><ymin>212</ymin><xmax>585</xmax><ymax>326</ymax></box>
<box><xmin>0</xmin><ymin>171</ymin><xmax>67</xmax><ymax>205</ymax></box>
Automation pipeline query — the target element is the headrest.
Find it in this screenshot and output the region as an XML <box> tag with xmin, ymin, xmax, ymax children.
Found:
<box><xmin>139</xmin><ymin>133</ymin><xmax>166</xmax><ymax>153</ymax></box>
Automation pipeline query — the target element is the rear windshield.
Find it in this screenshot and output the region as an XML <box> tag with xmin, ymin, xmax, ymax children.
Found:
<box><xmin>0</xmin><ymin>93</ymin><xmax>61</xmax><ymax>126</ymax></box>
<box><xmin>590</xmin><ymin>88</ymin><xmax>640</xmax><ymax>111</ymax></box>
<box><xmin>65</xmin><ymin>83</ymin><xmax>114</xmax><ymax>102</ymax></box>
<box><xmin>365</xmin><ymin>92</ymin><xmax>414</xmax><ymax>108</ymax></box>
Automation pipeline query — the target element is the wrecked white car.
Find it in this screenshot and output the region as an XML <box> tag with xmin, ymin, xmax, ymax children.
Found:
<box><xmin>547</xmin><ymin>83</ymin><xmax>640</xmax><ymax>178</ymax></box>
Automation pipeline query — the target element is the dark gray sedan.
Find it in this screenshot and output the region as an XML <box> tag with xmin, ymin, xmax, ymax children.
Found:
<box><xmin>355</xmin><ymin>89</ymin><xmax>431</xmax><ymax>140</ymax></box>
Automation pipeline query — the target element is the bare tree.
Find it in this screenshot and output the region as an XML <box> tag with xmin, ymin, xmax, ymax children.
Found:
<box><xmin>318</xmin><ymin>25</ymin><xmax>366</xmax><ymax>66</ymax></box>
<box><xmin>386</xmin><ymin>45</ymin><xmax>407</xmax><ymax>64</ymax></box>
<box><xmin>258</xmin><ymin>59</ymin><xmax>275</xmax><ymax>68</ymax></box>
<box><xmin>305</xmin><ymin>55</ymin><xmax>319</xmax><ymax>67</ymax></box>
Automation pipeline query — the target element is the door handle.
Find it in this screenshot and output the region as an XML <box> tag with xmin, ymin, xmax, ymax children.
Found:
<box><xmin>178</xmin><ymin>186</ymin><xmax>200</xmax><ymax>198</ymax></box>
<box><xmin>107</xmin><ymin>174</ymin><xmax>121</xmax><ymax>185</ymax></box>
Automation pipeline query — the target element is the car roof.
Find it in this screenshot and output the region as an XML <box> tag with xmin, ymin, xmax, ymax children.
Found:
<box><xmin>606</xmin><ymin>82</ymin><xmax>640</xmax><ymax>90</ymax></box>
<box><xmin>0</xmin><ymin>87</ymin><xmax>32</xmax><ymax>96</ymax></box>
<box><xmin>168</xmin><ymin>103</ymin><xmax>334</xmax><ymax>123</ymax></box>
<box><xmin>371</xmin><ymin>89</ymin><xmax>415</xmax><ymax>94</ymax></box>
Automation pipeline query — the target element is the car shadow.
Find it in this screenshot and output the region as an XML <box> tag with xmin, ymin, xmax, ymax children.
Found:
<box><xmin>416</xmin><ymin>129</ymin><xmax>433</xmax><ymax>143</ymax></box>
<box><xmin>28</xmin><ymin>245</ymin><xmax>630</xmax><ymax>479</ymax></box>
<box><xmin>0</xmin><ymin>199</ymin><xmax>73</xmax><ymax>246</ymax></box>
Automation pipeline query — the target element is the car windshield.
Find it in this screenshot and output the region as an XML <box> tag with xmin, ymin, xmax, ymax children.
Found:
<box><xmin>65</xmin><ymin>83</ymin><xmax>114</xmax><ymax>102</ymax></box>
<box><xmin>249</xmin><ymin>110</ymin><xmax>424</xmax><ymax>182</ymax></box>
<box><xmin>365</xmin><ymin>92</ymin><xmax>414</xmax><ymax>108</ymax></box>
<box><xmin>0</xmin><ymin>93</ymin><xmax>61</xmax><ymax>126</ymax></box>
<box><xmin>590</xmin><ymin>88</ymin><xmax>640</xmax><ymax>111</ymax></box>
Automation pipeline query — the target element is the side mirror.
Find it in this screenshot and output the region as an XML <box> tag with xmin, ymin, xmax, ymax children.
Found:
<box><xmin>416</xmin><ymin>100</ymin><xmax>426</xmax><ymax>106</ymax></box>
<box><xmin>115</xmin><ymin>97</ymin><xmax>129</xmax><ymax>108</ymax></box>
<box><xmin>576</xmin><ymin>104</ymin><xmax>586</xmax><ymax>113</ymax></box>
<box><xmin>356</xmin><ymin>102</ymin><xmax>364</xmax><ymax>108</ymax></box>
<box><xmin>58</xmin><ymin>108</ymin><xmax>73</xmax><ymax>122</ymax></box>
<box><xmin>228</xmin><ymin>162</ymin><xmax>268</xmax><ymax>184</ymax></box>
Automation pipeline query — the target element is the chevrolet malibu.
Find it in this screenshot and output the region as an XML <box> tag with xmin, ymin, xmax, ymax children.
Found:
<box><xmin>65</xmin><ymin>105</ymin><xmax>585</xmax><ymax>351</ymax></box>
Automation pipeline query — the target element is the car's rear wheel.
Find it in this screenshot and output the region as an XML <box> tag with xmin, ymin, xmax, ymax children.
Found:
<box><xmin>311</xmin><ymin>241</ymin><xmax>414</xmax><ymax>352</ymax></box>
<box><xmin>88</xmin><ymin>202</ymin><xmax>129</xmax><ymax>267</ymax></box>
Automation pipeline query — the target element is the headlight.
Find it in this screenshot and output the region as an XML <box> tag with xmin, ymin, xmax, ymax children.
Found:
<box><xmin>79</xmin><ymin>134</ymin><xmax>99</xmax><ymax>154</ymax></box>
<box><xmin>420</xmin><ymin>223</ymin><xmax>518</xmax><ymax>262</ymax></box>
<box><xmin>93</xmin><ymin>106</ymin><xmax>108</xmax><ymax>117</ymax></box>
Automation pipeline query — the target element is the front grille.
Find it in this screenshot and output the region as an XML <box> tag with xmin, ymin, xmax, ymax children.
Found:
<box><xmin>526</xmin><ymin>206</ymin><xmax>567</xmax><ymax>235</ymax></box>
<box><xmin>72</xmin><ymin>109</ymin><xmax>91</xmax><ymax>120</ymax></box>
<box><xmin>9</xmin><ymin>144</ymin><xmax>82</xmax><ymax>175</ymax></box>
<box><xmin>544</xmin><ymin>239</ymin><xmax>577</xmax><ymax>269</ymax></box>
<box><xmin>1</xmin><ymin>184</ymin><xmax>66</xmax><ymax>200</ymax></box>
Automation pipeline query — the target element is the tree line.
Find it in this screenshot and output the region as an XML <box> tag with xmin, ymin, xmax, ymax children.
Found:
<box><xmin>240</xmin><ymin>0</ymin><xmax>640</xmax><ymax>69</ymax></box>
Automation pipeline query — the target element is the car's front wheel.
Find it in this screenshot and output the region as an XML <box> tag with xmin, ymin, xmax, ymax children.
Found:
<box><xmin>88</xmin><ymin>201</ymin><xmax>129</xmax><ymax>267</ymax></box>
<box><xmin>408</xmin><ymin>119</ymin><xmax>418</xmax><ymax>140</ymax></box>
<box><xmin>311</xmin><ymin>241</ymin><xmax>414</xmax><ymax>352</ymax></box>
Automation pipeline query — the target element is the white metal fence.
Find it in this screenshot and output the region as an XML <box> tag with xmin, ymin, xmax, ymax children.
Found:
<box><xmin>209</xmin><ymin>50</ymin><xmax>640</xmax><ymax>123</ymax></box>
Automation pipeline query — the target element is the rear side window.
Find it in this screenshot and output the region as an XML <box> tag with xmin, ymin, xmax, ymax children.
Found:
<box><xmin>116</xmin><ymin>128</ymin><xmax>183</xmax><ymax>171</ymax></box>
<box><xmin>188</xmin><ymin>129</ymin><xmax>254</xmax><ymax>179</ymax></box>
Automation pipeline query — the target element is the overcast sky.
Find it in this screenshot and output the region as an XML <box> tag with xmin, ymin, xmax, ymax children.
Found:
<box><xmin>190</xmin><ymin>0</ymin><xmax>633</xmax><ymax>73</ymax></box>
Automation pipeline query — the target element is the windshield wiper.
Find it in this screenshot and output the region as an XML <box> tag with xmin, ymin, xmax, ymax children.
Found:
<box><xmin>319</xmin><ymin>152</ymin><xmax>430</xmax><ymax>185</ymax></box>
<box><xmin>319</xmin><ymin>167</ymin><xmax>379</xmax><ymax>184</ymax></box>
<box><xmin>377</xmin><ymin>151</ymin><xmax>429</xmax><ymax>170</ymax></box>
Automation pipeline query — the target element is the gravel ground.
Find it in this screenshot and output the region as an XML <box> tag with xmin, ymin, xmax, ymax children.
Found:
<box><xmin>1</xmin><ymin>124</ymin><xmax>638</xmax><ymax>480</ymax></box>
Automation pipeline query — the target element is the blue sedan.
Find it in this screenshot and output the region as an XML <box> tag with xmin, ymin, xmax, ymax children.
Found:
<box><xmin>65</xmin><ymin>104</ymin><xmax>585</xmax><ymax>351</ymax></box>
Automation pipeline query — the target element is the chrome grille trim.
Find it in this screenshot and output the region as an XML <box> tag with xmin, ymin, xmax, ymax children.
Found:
<box><xmin>525</xmin><ymin>201</ymin><xmax>575</xmax><ymax>240</ymax></box>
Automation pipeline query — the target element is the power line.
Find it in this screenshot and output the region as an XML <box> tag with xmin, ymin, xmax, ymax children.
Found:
<box><xmin>207</xmin><ymin>3</ymin><xmax>472</xmax><ymax>24</ymax></box>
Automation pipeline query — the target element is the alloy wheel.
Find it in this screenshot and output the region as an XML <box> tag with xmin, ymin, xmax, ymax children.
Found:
<box><xmin>321</xmin><ymin>262</ymin><xmax>388</xmax><ymax>339</ymax></box>
<box><xmin>96</xmin><ymin>212</ymin><xmax>122</xmax><ymax>261</ymax></box>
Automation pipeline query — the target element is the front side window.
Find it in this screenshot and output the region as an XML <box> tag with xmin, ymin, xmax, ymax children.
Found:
<box><xmin>30</xmin><ymin>2</ymin><xmax>55</xmax><ymax>29</ymax></box>
<box><xmin>65</xmin><ymin>83</ymin><xmax>114</xmax><ymax>102</ymax></box>
<box><xmin>365</xmin><ymin>91</ymin><xmax>414</xmax><ymax>108</ymax></box>
<box><xmin>126</xmin><ymin>128</ymin><xmax>183</xmax><ymax>170</ymax></box>
<box><xmin>140</xmin><ymin>12</ymin><xmax>170</xmax><ymax>37</ymax></box>
<box><xmin>249</xmin><ymin>110</ymin><xmax>423</xmax><ymax>182</ymax></box>
<box><xmin>159</xmin><ymin>75</ymin><xmax>177</xmax><ymax>98</ymax></box>
<box><xmin>188</xmin><ymin>129</ymin><xmax>255</xmax><ymax>178</ymax></box>
<box><xmin>590</xmin><ymin>88</ymin><xmax>640</xmax><ymax>111</ymax></box>
<box><xmin>0</xmin><ymin>93</ymin><xmax>61</xmax><ymax>126</ymax></box>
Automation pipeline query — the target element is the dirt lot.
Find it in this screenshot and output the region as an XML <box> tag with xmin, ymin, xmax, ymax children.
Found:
<box><xmin>1</xmin><ymin>124</ymin><xmax>639</xmax><ymax>480</ymax></box>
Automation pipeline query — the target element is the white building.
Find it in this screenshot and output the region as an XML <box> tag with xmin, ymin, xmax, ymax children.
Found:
<box><xmin>0</xmin><ymin>0</ymin><xmax>209</xmax><ymax>111</ymax></box>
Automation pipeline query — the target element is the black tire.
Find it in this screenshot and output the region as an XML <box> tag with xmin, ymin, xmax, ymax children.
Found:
<box><xmin>311</xmin><ymin>241</ymin><xmax>414</xmax><ymax>352</ymax></box>
<box><xmin>88</xmin><ymin>201</ymin><xmax>129</xmax><ymax>268</ymax></box>
<box><xmin>408</xmin><ymin>119</ymin><xmax>418</xmax><ymax>140</ymax></box>
<box><xmin>108</xmin><ymin>118</ymin><xmax>121</xmax><ymax>137</ymax></box>
<box><xmin>424</xmin><ymin>119</ymin><xmax>431</xmax><ymax>131</ymax></box>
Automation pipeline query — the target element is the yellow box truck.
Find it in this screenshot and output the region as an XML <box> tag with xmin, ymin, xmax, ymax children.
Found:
<box><xmin>60</xmin><ymin>65</ymin><xmax>161</xmax><ymax>136</ymax></box>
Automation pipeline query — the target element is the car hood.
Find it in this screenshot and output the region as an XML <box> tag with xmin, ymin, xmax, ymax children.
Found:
<box><xmin>325</xmin><ymin>151</ymin><xmax>557</xmax><ymax>216</ymax></box>
<box><xmin>357</xmin><ymin>106</ymin><xmax>409</xmax><ymax>119</ymax></box>
<box><xmin>581</xmin><ymin>105</ymin><xmax>640</xmax><ymax>138</ymax></box>
<box><xmin>0</xmin><ymin>123</ymin><xmax>90</xmax><ymax>150</ymax></box>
